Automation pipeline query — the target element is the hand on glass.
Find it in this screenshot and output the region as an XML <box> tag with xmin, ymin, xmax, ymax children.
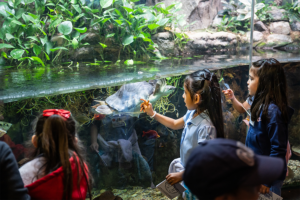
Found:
<box><xmin>140</xmin><ymin>98</ymin><xmax>155</xmax><ymax>116</ymax></box>
<box><xmin>222</xmin><ymin>89</ymin><xmax>235</xmax><ymax>100</ymax></box>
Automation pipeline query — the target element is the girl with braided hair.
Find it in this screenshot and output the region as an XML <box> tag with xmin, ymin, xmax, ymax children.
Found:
<box><xmin>141</xmin><ymin>69</ymin><xmax>224</xmax><ymax>199</ymax></box>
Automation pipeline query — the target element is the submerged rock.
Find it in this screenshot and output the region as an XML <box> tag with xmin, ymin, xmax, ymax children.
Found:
<box><xmin>269</xmin><ymin>22</ymin><xmax>291</xmax><ymax>35</ymax></box>
<box><xmin>283</xmin><ymin>160</ymin><xmax>300</xmax><ymax>188</ymax></box>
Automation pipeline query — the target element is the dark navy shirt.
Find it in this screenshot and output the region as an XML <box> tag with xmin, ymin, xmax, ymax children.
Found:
<box><xmin>246</xmin><ymin>103</ymin><xmax>293</xmax><ymax>181</ymax></box>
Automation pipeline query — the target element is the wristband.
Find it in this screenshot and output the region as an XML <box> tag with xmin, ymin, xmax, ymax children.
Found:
<box><xmin>150</xmin><ymin>111</ymin><xmax>157</xmax><ymax>118</ymax></box>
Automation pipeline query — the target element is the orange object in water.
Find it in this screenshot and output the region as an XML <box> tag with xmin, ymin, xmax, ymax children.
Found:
<box><xmin>94</xmin><ymin>114</ymin><xmax>106</xmax><ymax>121</ymax></box>
<box><xmin>142</xmin><ymin>130</ymin><xmax>160</xmax><ymax>139</ymax></box>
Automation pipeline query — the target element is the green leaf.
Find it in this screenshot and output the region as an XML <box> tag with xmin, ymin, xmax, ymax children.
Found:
<box><xmin>44</xmin><ymin>52</ymin><xmax>50</xmax><ymax>60</ymax></box>
<box><xmin>15</xmin><ymin>8</ymin><xmax>25</xmax><ymax>19</ymax></box>
<box><xmin>115</xmin><ymin>20</ymin><xmax>122</xmax><ymax>25</ymax></box>
<box><xmin>0</xmin><ymin>44</ymin><xmax>15</xmax><ymax>49</ymax></box>
<box><xmin>24</xmin><ymin>0</ymin><xmax>35</xmax><ymax>4</ymax></box>
<box><xmin>6</xmin><ymin>33</ymin><xmax>15</xmax><ymax>41</ymax></box>
<box><xmin>40</xmin><ymin>35</ymin><xmax>48</xmax><ymax>46</ymax></box>
<box><xmin>99</xmin><ymin>43</ymin><xmax>107</xmax><ymax>49</ymax></box>
<box><xmin>122</xmin><ymin>35</ymin><xmax>134</xmax><ymax>46</ymax></box>
<box><xmin>100</xmin><ymin>0</ymin><xmax>113</xmax><ymax>8</ymax></box>
<box><xmin>0</xmin><ymin>2</ymin><xmax>15</xmax><ymax>18</ymax></box>
<box><xmin>50</xmin><ymin>47</ymin><xmax>68</xmax><ymax>52</ymax></box>
<box><xmin>71</xmin><ymin>0</ymin><xmax>78</xmax><ymax>4</ymax></box>
<box><xmin>28</xmin><ymin>13</ymin><xmax>38</xmax><ymax>19</ymax></box>
<box><xmin>156</xmin><ymin>18</ymin><xmax>169</xmax><ymax>26</ymax></box>
<box><xmin>31</xmin><ymin>56</ymin><xmax>45</xmax><ymax>66</ymax></box>
<box><xmin>122</xmin><ymin>6</ymin><xmax>133</xmax><ymax>13</ymax></box>
<box><xmin>10</xmin><ymin>49</ymin><xmax>25</xmax><ymax>59</ymax></box>
<box><xmin>72</xmin><ymin>4</ymin><xmax>82</xmax><ymax>13</ymax></box>
<box><xmin>124</xmin><ymin>59</ymin><xmax>134</xmax><ymax>65</ymax></box>
<box><xmin>148</xmin><ymin>24</ymin><xmax>160</xmax><ymax>30</ymax></box>
<box><xmin>58</xmin><ymin>21</ymin><xmax>73</xmax><ymax>35</ymax></box>
<box><xmin>74</xmin><ymin>27</ymin><xmax>87</xmax><ymax>33</ymax></box>
<box><xmin>105</xmin><ymin>33</ymin><xmax>115</xmax><ymax>38</ymax></box>
<box><xmin>115</xmin><ymin>9</ymin><xmax>123</xmax><ymax>18</ymax></box>
<box><xmin>27</xmin><ymin>36</ymin><xmax>40</xmax><ymax>43</ymax></box>
<box><xmin>72</xmin><ymin>38</ymin><xmax>79</xmax><ymax>49</ymax></box>
<box><xmin>33</xmin><ymin>44</ymin><xmax>41</xmax><ymax>56</ymax></box>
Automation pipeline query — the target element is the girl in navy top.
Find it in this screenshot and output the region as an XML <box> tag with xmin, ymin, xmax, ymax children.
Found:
<box><xmin>223</xmin><ymin>58</ymin><xmax>293</xmax><ymax>196</ymax></box>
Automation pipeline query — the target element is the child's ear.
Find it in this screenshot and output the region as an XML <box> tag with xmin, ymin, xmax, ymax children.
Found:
<box><xmin>75</xmin><ymin>137</ymin><xmax>78</xmax><ymax>144</ymax></box>
<box><xmin>194</xmin><ymin>94</ymin><xmax>201</xmax><ymax>104</ymax></box>
<box><xmin>31</xmin><ymin>135</ymin><xmax>38</xmax><ymax>148</ymax></box>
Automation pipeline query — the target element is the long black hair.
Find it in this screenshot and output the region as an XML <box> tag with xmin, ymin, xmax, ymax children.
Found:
<box><xmin>184</xmin><ymin>69</ymin><xmax>224</xmax><ymax>138</ymax></box>
<box><xmin>250</xmin><ymin>58</ymin><xmax>289</xmax><ymax>123</ymax></box>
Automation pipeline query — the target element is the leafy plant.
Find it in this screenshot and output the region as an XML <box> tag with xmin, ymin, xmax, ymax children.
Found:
<box><xmin>256</xmin><ymin>1</ymin><xmax>273</xmax><ymax>22</ymax></box>
<box><xmin>236</xmin><ymin>0</ymin><xmax>265</xmax><ymax>21</ymax></box>
<box><xmin>0</xmin><ymin>0</ymin><xmax>184</xmax><ymax>66</ymax></box>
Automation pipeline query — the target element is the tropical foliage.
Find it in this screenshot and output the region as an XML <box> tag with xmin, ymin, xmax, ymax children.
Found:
<box><xmin>0</xmin><ymin>0</ymin><xmax>185</xmax><ymax>66</ymax></box>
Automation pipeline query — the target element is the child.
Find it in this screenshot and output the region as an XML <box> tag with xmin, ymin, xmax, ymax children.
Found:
<box><xmin>183</xmin><ymin>138</ymin><xmax>285</xmax><ymax>200</ymax></box>
<box><xmin>223</xmin><ymin>58</ymin><xmax>293</xmax><ymax>196</ymax></box>
<box><xmin>19</xmin><ymin>109</ymin><xmax>91</xmax><ymax>200</ymax></box>
<box><xmin>141</xmin><ymin>69</ymin><xmax>224</xmax><ymax>198</ymax></box>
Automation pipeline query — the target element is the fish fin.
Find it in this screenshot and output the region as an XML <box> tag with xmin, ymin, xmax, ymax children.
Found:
<box><xmin>142</xmin><ymin>131</ymin><xmax>145</xmax><ymax>137</ymax></box>
<box><xmin>157</xmin><ymin>135</ymin><xmax>160</xmax><ymax>138</ymax></box>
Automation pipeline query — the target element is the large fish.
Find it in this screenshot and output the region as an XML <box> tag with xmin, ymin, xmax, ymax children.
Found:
<box><xmin>93</xmin><ymin>79</ymin><xmax>175</xmax><ymax>117</ymax></box>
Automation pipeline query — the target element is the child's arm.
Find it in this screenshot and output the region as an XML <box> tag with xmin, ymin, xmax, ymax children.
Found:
<box><xmin>222</xmin><ymin>89</ymin><xmax>250</xmax><ymax>114</ymax></box>
<box><xmin>140</xmin><ymin>99</ymin><xmax>184</xmax><ymax>130</ymax></box>
<box><xmin>90</xmin><ymin>124</ymin><xmax>99</xmax><ymax>152</ymax></box>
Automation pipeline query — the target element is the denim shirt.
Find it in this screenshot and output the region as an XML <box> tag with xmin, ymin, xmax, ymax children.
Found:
<box><xmin>180</xmin><ymin>110</ymin><xmax>216</xmax><ymax>167</ymax></box>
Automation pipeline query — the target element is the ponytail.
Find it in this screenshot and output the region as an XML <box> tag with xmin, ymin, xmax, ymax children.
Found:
<box><xmin>184</xmin><ymin>69</ymin><xmax>224</xmax><ymax>138</ymax></box>
<box><xmin>41</xmin><ymin>115</ymin><xmax>73</xmax><ymax>200</ymax></box>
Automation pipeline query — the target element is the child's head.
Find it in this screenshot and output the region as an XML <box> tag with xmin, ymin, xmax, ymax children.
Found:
<box><xmin>249</xmin><ymin>58</ymin><xmax>289</xmax><ymax>123</ymax></box>
<box><xmin>184</xmin><ymin>69</ymin><xmax>224</xmax><ymax>138</ymax></box>
<box><xmin>31</xmin><ymin>109</ymin><xmax>90</xmax><ymax>200</ymax></box>
<box><xmin>183</xmin><ymin>139</ymin><xmax>284</xmax><ymax>200</ymax></box>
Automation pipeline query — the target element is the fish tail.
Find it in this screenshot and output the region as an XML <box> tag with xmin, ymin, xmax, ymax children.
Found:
<box><xmin>142</xmin><ymin>131</ymin><xmax>145</xmax><ymax>137</ymax></box>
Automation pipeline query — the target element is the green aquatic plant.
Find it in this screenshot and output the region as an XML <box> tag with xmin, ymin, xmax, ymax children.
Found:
<box><xmin>3</xmin><ymin>89</ymin><xmax>99</xmax><ymax>126</ymax></box>
<box><xmin>0</xmin><ymin>0</ymin><xmax>185</xmax><ymax>66</ymax></box>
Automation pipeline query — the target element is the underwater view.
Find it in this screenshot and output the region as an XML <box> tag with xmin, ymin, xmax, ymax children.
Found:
<box><xmin>1</xmin><ymin>0</ymin><xmax>300</xmax><ymax>199</ymax></box>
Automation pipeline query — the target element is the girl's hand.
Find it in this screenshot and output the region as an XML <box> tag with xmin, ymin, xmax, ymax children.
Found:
<box><xmin>166</xmin><ymin>172</ymin><xmax>183</xmax><ymax>185</ymax></box>
<box><xmin>90</xmin><ymin>142</ymin><xmax>99</xmax><ymax>153</ymax></box>
<box><xmin>140</xmin><ymin>98</ymin><xmax>155</xmax><ymax>116</ymax></box>
<box><xmin>259</xmin><ymin>185</ymin><xmax>270</xmax><ymax>194</ymax></box>
<box><xmin>222</xmin><ymin>89</ymin><xmax>235</xmax><ymax>100</ymax></box>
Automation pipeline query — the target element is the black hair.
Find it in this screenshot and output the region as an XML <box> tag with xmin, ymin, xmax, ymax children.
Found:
<box><xmin>184</xmin><ymin>69</ymin><xmax>224</xmax><ymax>138</ymax></box>
<box><xmin>250</xmin><ymin>58</ymin><xmax>289</xmax><ymax>123</ymax></box>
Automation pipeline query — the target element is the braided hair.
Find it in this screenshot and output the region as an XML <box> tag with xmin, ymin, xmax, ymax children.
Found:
<box><xmin>184</xmin><ymin>69</ymin><xmax>224</xmax><ymax>138</ymax></box>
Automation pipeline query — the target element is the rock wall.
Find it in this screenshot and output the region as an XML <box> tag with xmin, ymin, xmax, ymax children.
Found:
<box><xmin>149</xmin><ymin>0</ymin><xmax>222</xmax><ymax>31</ymax></box>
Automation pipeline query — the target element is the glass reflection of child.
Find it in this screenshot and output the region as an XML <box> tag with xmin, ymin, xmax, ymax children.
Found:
<box><xmin>223</xmin><ymin>58</ymin><xmax>293</xmax><ymax>196</ymax></box>
<box><xmin>141</xmin><ymin>69</ymin><xmax>224</xmax><ymax>199</ymax></box>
